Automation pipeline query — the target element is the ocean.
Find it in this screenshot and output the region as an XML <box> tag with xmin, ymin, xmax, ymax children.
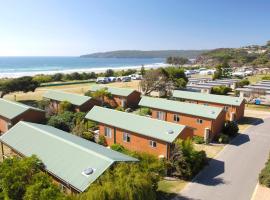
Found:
<box><xmin>0</xmin><ymin>57</ymin><xmax>166</xmax><ymax>78</ymax></box>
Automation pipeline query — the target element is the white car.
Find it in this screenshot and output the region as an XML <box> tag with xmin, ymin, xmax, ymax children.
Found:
<box><xmin>96</xmin><ymin>77</ymin><xmax>109</xmax><ymax>84</ymax></box>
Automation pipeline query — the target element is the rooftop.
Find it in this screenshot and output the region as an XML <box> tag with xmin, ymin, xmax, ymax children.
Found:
<box><xmin>139</xmin><ymin>96</ymin><xmax>222</xmax><ymax>119</ymax></box>
<box><xmin>0</xmin><ymin>98</ymin><xmax>44</xmax><ymax>120</ymax></box>
<box><xmin>43</xmin><ymin>90</ymin><xmax>92</xmax><ymax>106</ymax></box>
<box><xmin>86</xmin><ymin>106</ymin><xmax>186</xmax><ymax>143</ymax></box>
<box><xmin>90</xmin><ymin>85</ymin><xmax>138</xmax><ymax>97</ymax></box>
<box><xmin>186</xmin><ymin>84</ymin><xmax>213</xmax><ymax>89</ymax></box>
<box><xmin>0</xmin><ymin>122</ymin><xmax>137</xmax><ymax>192</ymax></box>
<box><xmin>173</xmin><ymin>90</ymin><xmax>244</xmax><ymax>106</ymax></box>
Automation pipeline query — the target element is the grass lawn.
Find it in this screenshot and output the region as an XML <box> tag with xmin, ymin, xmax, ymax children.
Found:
<box><xmin>157</xmin><ymin>179</ymin><xmax>188</xmax><ymax>200</ymax></box>
<box><xmin>194</xmin><ymin>143</ymin><xmax>225</xmax><ymax>158</ymax></box>
<box><xmin>247</xmin><ymin>74</ymin><xmax>267</xmax><ymax>84</ymax></box>
<box><xmin>245</xmin><ymin>104</ymin><xmax>270</xmax><ymax>112</ymax></box>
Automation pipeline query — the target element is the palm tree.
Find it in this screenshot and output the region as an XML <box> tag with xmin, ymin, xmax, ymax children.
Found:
<box><xmin>91</xmin><ymin>88</ymin><xmax>112</xmax><ymax>106</ymax></box>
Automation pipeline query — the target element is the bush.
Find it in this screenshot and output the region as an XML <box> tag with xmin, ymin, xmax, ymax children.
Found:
<box><xmin>262</xmin><ymin>76</ymin><xmax>270</xmax><ymax>80</ymax></box>
<box><xmin>193</xmin><ymin>136</ymin><xmax>204</xmax><ymax>144</ymax></box>
<box><xmin>81</xmin><ymin>131</ymin><xmax>95</xmax><ymax>142</ymax></box>
<box><xmin>223</xmin><ymin>121</ymin><xmax>239</xmax><ymax>137</ymax></box>
<box><xmin>59</xmin><ymin>101</ymin><xmax>74</xmax><ymax>113</ymax></box>
<box><xmin>237</xmin><ymin>79</ymin><xmax>250</xmax><ymax>88</ymax></box>
<box><xmin>211</xmin><ymin>86</ymin><xmax>232</xmax><ymax>95</ymax></box>
<box><xmin>138</xmin><ymin>107</ymin><xmax>151</xmax><ymax>116</ymax></box>
<box><xmin>259</xmin><ymin>154</ymin><xmax>270</xmax><ymax>187</ymax></box>
<box><xmin>218</xmin><ymin>134</ymin><xmax>230</xmax><ymax>144</ymax></box>
<box><xmin>98</xmin><ymin>135</ymin><xmax>107</xmax><ymax>146</ymax></box>
<box><xmin>115</xmin><ymin>106</ymin><xmax>125</xmax><ymax>111</ymax></box>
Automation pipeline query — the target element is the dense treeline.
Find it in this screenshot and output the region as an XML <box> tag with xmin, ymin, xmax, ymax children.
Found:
<box><xmin>166</xmin><ymin>56</ymin><xmax>189</xmax><ymax>65</ymax></box>
<box><xmin>80</xmin><ymin>50</ymin><xmax>208</xmax><ymax>59</ymax></box>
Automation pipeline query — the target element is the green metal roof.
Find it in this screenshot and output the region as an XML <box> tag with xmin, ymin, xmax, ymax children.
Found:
<box><xmin>139</xmin><ymin>96</ymin><xmax>222</xmax><ymax>119</ymax></box>
<box><xmin>173</xmin><ymin>90</ymin><xmax>244</xmax><ymax>106</ymax></box>
<box><xmin>43</xmin><ymin>90</ymin><xmax>92</xmax><ymax>106</ymax></box>
<box><xmin>0</xmin><ymin>122</ymin><xmax>137</xmax><ymax>192</ymax></box>
<box><xmin>86</xmin><ymin>106</ymin><xmax>186</xmax><ymax>143</ymax></box>
<box><xmin>0</xmin><ymin>98</ymin><xmax>44</xmax><ymax>120</ymax></box>
<box><xmin>90</xmin><ymin>85</ymin><xmax>137</xmax><ymax>97</ymax></box>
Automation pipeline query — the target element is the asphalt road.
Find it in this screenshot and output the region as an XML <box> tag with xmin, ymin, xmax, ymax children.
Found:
<box><xmin>176</xmin><ymin>117</ymin><xmax>270</xmax><ymax>200</ymax></box>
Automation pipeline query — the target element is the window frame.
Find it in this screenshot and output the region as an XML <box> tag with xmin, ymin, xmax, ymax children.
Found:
<box><xmin>196</xmin><ymin>118</ymin><xmax>203</xmax><ymax>124</ymax></box>
<box><xmin>157</xmin><ymin>111</ymin><xmax>165</xmax><ymax>120</ymax></box>
<box><xmin>104</xmin><ymin>127</ymin><xmax>112</xmax><ymax>138</ymax></box>
<box><xmin>123</xmin><ymin>132</ymin><xmax>131</xmax><ymax>142</ymax></box>
<box><xmin>173</xmin><ymin>114</ymin><xmax>180</xmax><ymax>122</ymax></box>
<box><xmin>149</xmin><ymin>140</ymin><xmax>157</xmax><ymax>148</ymax></box>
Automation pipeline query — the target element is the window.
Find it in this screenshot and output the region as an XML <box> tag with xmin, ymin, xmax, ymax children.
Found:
<box><xmin>157</xmin><ymin>111</ymin><xmax>165</xmax><ymax>120</ymax></box>
<box><xmin>104</xmin><ymin>127</ymin><xmax>112</xmax><ymax>138</ymax></box>
<box><xmin>197</xmin><ymin>119</ymin><xmax>203</xmax><ymax>124</ymax></box>
<box><xmin>224</xmin><ymin>106</ymin><xmax>229</xmax><ymax>112</ymax></box>
<box><xmin>173</xmin><ymin>114</ymin><xmax>180</xmax><ymax>122</ymax></box>
<box><xmin>123</xmin><ymin>132</ymin><xmax>130</xmax><ymax>142</ymax></box>
<box><xmin>149</xmin><ymin>140</ymin><xmax>157</xmax><ymax>148</ymax></box>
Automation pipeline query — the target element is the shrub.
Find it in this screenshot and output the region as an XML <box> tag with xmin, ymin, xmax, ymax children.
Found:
<box><xmin>237</xmin><ymin>79</ymin><xmax>250</xmax><ymax>88</ymax></box>
<box><xmin>81</xmin><ymin>131</ymin><xmax>95</xmax><ymax>142</ymax></box>
<box><xmin>262</xmin><ymin>76</ymin><xmax>270</xmax><ymax>80</ymax></box>
<box><xmin>223</xmin><ymin>121</ymin><xmax>239</xmax><ymax>137</ymax></box>
<box><xmin>259</xmin><ymin>154</ymin><xmax>270</xmax><ymax>187</ymax></box>
<box><xmin>138</xmin><ymin>107</ymin><xmax>151</xmax><ymax>116</ymax></box>
<box><xmin>218</xmin><ymin>134</ymin><xmax>230</xmax><ymax>144</ymax></box>
<box><xmin>211</xmin><ymin>86</ymin><xmax>232</xmax><ymax>95</ymax></box>
<box><xmin>59</xmin><ymin>101</ymin><xmax>74</xmax><ymax>113</ymax></box>
<box><xmin>193</xmin><ymin>136</ymin><xmax>204</xmax><ymax>144</ymax></box>
<box><xmin>98</xmin><ymin>135</ymin><xmax>107</xmax><ymax>146</ymax></box>
<box><xmin>115</xmin><ymin>106</ymin><xmax>125</xmax><ymax>111</ymax></box>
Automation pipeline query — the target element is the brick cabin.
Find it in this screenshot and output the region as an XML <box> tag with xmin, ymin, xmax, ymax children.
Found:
<box><xmin>89</xmin><ymin>85</ymin><xmax>141</xmax><ymax>109</ymax></box>
<box><xmin>43</xmin><ymin>90</ymin><xmax>97</xmax><ymax>113</ymax></box>
<box><xmin>86</xmin><ymin>106</ymin><xmax>193</xmax><ymax>159</ymax></box>
<box><xmin>0</xmin><ymin>122</ymin><xmax>137</xmax><ymax>194</ymax></box>
<box><xmin>173</xmin><ymin>90</ymin><xmax>245</xmax><ymax>121</ymax></box>
<box><xmin>0</xmin><ymin>98</ymin><xmax>45</xmax><ymax>134</ymax></box>
<box><xmin>139</xmin><ymin>96</ymin><xmax>225</xmax><ymax>140</ymax></box>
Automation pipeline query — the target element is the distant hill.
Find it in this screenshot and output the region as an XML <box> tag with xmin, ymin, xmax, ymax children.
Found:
<box><xmin>195</xmin><ymin>41</ymin><xmax>270</xmax><ymax>67</ymax></box>
<box><xmin>80</xmin><ymin>50</ymin><xmax>209</xmax><ymax>59</ymax></box>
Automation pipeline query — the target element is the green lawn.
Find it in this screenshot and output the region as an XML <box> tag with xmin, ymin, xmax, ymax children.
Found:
<box><xmin>247</xmin><ymin>74</ymin><xmax>267</xmax><ymax>84</ymax></box>
<box><xmin>158</xmin><ymin>179</ymin><xmax>187</xmax><ymax>194</ymax></box>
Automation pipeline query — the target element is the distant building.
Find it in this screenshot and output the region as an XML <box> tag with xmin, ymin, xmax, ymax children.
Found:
<box><xmin>139</xmin><ymin>96</ymin><xmax>225</xmax><ymax>140</ymax></box>
<box><xmin>43</xmin><ymin>90</ymin><xmax>97</xmax><ymax>112</ymax></box>
<box><xmin>86</xmin><ymin>106</ymin><xmax>193</xmax><ymax>159</ymax></box>
<box><xmin>172</xmin><ymin>90</ymin><xmax>245</xmax><ymax>121</ymax></box>
<box><xmin>89</xmin><ymin>85</ymin><xmax>141</xmax><ymax>108</ymax></box>
<box><xmin>0</xmin><ymin>99</ymin><xmax>45</xmax><ymax>134</ymax></box>
<box><xmin>0</xmin><ymin>122</ymin><xmax>137</xmax><ymax>193</ymax></box>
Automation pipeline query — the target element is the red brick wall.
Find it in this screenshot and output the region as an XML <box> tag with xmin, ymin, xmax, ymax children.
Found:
<box><xmin>183</xmin><ymin>99</ymin><xmax>245</xmax><ymax>121</ymax></box>
<box><xmin>151</xmin><ymin>109</ymin><xmax>224</xmax><ymax>138</ymax></box>
<box><xmin>0</xmin><ymin>117</ymin><xmax>9</xmax><ymax>133</ymax></box>
<box><xmin>98</xmin><ymin>124</ymin><xmax>169</xmax><ymax>158</ymax></box>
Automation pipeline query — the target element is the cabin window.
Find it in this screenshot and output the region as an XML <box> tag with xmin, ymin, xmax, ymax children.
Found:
<box><xmin>149</xmin><ymin>140</ymin><xmax>157</xmax><ymax>148</ymax></box>
<box><xmin>104</xmin><ymin>127</ymin><xmax>112</xmax><ymax>138</ymax></box>
<box><xmin>173</xmin><ymin>114</ymin><xmax>180</xmax><ymax>122</ymax></box>
<box><xmin>197</xmin><ymin>119</ymin><xmax>203</xmax><ymax>124</ymax></box>
<box><xmin>157</xmin><ymin>111</ymin><xmax>165</xmax><ymax>120</ymax></box>
<box><xmin>123</xmin><ymin>132</ymin><xmax>130</xmax><ymax>142</ymax></box>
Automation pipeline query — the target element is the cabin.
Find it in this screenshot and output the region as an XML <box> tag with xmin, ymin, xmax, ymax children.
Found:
<box><xmin>0</xmin><ymin>121</ymin><xmax>137</xmax><ymax>194</ymax></box>
<box><xmin>89</xmin><ymin>85</ymin><xmax>141</xmax><ymax>109</ymax></box>
<box><xmin>139</xmin><ymin>96</ymin><xmax>225</xmax><ymax>141</ymax></box>
<box><xmin>86</xmin><ymin>106</ymin><xmax>193</xmax><ymax>159</ymax></box>
<box><xmin>186</xmin><ymin>84</ymin><xmax>213</xmax><ymax>94</ymax></box>
<box><xmin>0</xmin><ymin>98</ymin><xmax>45</xmax><ymax>134</ymax></box>
<box><xmin>172</xmin><ymin>90</ymin><xmax>245</xmax><ymax>121</ymax></box>
<box><xmin>43</xmin><ymin>90</ymin><xmax>97</xmax><ymax>113</ymax></box>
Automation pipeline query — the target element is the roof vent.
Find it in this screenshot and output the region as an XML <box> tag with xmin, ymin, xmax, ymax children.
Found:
<box><xmin>166</xmin><ymin>129</ymin><xmax>174</xmax><ymax>134</ymax></box>
<box><xmin>211</xmin><ymin>111</ymin><xmax>215</xmax><ymax>114</ymax></box>
<box><xmin>82</xmin><ymin>167</ymin><xmax>95</xmax><ymax>176</ymax></box>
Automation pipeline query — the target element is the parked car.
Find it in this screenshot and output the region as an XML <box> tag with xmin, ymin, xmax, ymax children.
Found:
<box><xmin>108</xmin><ymin>77</ymin><xmax>116</xmax><ymax>82</ymax></box>
<box><xmin>129</xmin><ymin>74</ymin><xmax>142</xmax><ymax>80</ymax></box>
<box><xmin>122</xmin><ymin>76</ymin><xmax>131</xmax><ymax>82</ymax></box>
<box><xmin>96</xmin><ymin>77</ymin><xmax>109</xmax><ymax>84</ymax></box>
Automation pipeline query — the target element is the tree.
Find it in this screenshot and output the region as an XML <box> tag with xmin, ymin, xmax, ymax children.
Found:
<box><xmin>78</xmin><ymin>163</ymin><xmax>158</xmax><ymax>200</ymax></box>
<box><xmin>0</xmin><ymin>76</ymin><xmax>40</xmax><ymax>97</ymax></box>
<box><xmin>105</xmin><ymin>69</ymin><xmax>114</xmax><ymax>77</ymax></box>
<box><xmin>140</xmin><ymin>65</ymin><xmax>146</xmax><ymax>76</ymax></box>
<box><xmin>163</xmin><ymin>67</ymin><xmax>188</xmax><ymax>89</ymax></box>
<box><xmin>47</xmin><ymin>111</ymin><xmax>75</xmax><ymax>132</ymax></box>
<box><xmin>139</xmin><ymin>69</ymin><xmax>173</xmax><ymax>96</ymax></box>
<box><xmin>166</xmin><ymin>57</ymin><xmax>189</xmax><ymax>65</ymax></box>
<box><xmin>90</xmin><ymin>88</ymin><xmax>112</xmax><ymax>106</ymax></box>
<box><xmin>59</xmin><ymin>101</ymin><xmax>74</xmax><ymax>113</ymax></box>
<box><xmin>213</xmin><ymin>62</ymin><xmax>232</xmax><ymax>80</ymax></box>
<box><xmin>222</xmin><ymin>121</ymin><xmax>239</xmax><ymax>137</ymax></box>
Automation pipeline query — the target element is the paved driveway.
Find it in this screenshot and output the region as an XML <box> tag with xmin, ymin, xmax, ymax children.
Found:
<box><xmin>176</xmin><ymin>117</ymin><xmax>270</xmax><ymax>200</ymax></box>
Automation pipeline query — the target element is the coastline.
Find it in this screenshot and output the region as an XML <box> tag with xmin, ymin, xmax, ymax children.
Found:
<box><xmin>0</xmin><ymin>62</ymin><xmax>168</xmax><ymax>79</ymax></box>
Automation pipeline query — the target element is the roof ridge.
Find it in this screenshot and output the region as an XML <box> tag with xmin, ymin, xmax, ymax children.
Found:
<box><xmin>21</xmin><ymin>122</ymin><xmax>115</xmax><ymax>163</ymax></box>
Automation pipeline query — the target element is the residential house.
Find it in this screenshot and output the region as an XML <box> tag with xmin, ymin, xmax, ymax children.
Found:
<box><xmin>0</xmin><ymin>98</ymin><xmax>45</xmax><ymax>134</ymax></box>
<box><xmin>139</xmin><ymin>96</ymin><xmax>225</xmax><ymax>140</ymax></box>
<box><xmin>0</xmin><ymin>121</ymin><xmax>137</xmax><ymax>193</ymax></box>
<box><xmin>43</xmin><ymin>90</ymin><xmax>97</xmax><ymax>112</ymax></box>
<box><xmin>89</xmin><ymin>85</ymin><xmax>141</xmax><ymax>108</ymax></box>
<box><xmin>172</xmin><ymin>90</ymin><xmax>245</xmax><ymax>121</ymax></box>
<box><xmin>86</xmin><ymin>106</ymin><xmax>193</xmax><ymax>159</ymax></box>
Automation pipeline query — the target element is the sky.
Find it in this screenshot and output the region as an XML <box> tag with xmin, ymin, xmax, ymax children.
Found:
<box><xmin>0</xmin><ymin>0</ymin><xmax>269</xmax><ymax>56</ymax></box>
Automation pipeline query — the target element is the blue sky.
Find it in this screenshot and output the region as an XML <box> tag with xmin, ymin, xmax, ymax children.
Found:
<box><xmin>0</xmin><ymin>0</ymin><xmax>269</xmax><ymax>56</ymax></box>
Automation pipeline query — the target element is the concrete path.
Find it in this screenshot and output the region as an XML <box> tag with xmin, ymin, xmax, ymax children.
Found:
<box><xmin>175</xmin><ymin>117</ymin><xmax>270</xmax><ymax>200</ymax></box>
